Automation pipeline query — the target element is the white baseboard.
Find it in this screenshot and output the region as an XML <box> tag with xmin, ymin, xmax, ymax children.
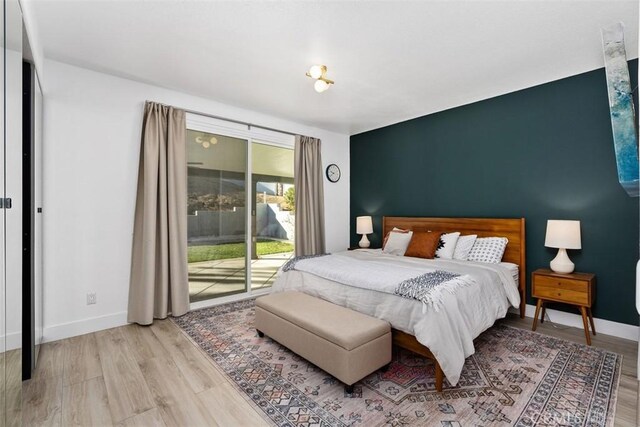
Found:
<box><xmin>6</xmin><ymin>331</ymin><xmax>21</xmax><ymax>350</ymax></box>
<box><xmin>510</xmin><ymin>304</ymin><xmax>639</xmax><ymax>342</ymax></box>
<box><xmin>43</xmin><ymin>311</ymin><xmax>128</xmax><ymax>343</ymax></box>
<box><xmin>0</xmin><ymin>331</ymin><xmax>22</xmax><ymax>351</ymax></box>
<box><xmin>43</xmin><ymin>291</ymin><xmax>271</xmax><ymax>343</ymax></box>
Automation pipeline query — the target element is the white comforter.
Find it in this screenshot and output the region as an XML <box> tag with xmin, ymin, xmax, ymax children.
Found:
<box><xmin>271</xmin><ymin>249</ymin><xmax>520</xmax><ymax>386</ymax></box>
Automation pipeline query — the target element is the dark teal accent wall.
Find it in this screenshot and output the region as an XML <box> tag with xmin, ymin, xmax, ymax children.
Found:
<box><xmin>350</xmin><ymin>60</ymin><xmax>639</xmax><ymax>326</ymax></box>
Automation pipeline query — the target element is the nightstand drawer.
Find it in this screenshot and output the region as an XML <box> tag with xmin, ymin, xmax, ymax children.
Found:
<box><xmin>534</xmin><ymin>275</ymin><xmax>587</xmax><ymax>293</ymax></box>
<box><xmin>533</xmin><ymin>285</ymin><xmax>589</xmax><ymax>305</ymax></box>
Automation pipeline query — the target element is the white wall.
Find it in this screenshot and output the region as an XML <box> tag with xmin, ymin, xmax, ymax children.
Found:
<box><xmin>19</xmin><ymin>0</ymin><xmax>45</xmax><ymax>80</ymax></box>
<box><xmin>42</xmin><ymin>59</ymin><xmax>350</xmax><ymax>342</ymax></box>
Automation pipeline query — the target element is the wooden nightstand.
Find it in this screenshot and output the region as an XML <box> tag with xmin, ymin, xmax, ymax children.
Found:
<box><xmin>531</xmin><ymin>268</ymin><xmax>596</xmax><ymax>345</ymax></box>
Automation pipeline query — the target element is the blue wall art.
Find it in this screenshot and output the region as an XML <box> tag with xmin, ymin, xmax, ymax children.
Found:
<box><xmin>602</xmin><ymin>22</ymin><xmax>639</xmax><ymax>197</ymax></box>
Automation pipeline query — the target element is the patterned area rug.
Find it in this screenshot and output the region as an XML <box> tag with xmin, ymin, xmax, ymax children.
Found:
<box><xmin>173</xmin><ymin>299</ymin><xmax>621</xmax><ymax>426</ymax></box>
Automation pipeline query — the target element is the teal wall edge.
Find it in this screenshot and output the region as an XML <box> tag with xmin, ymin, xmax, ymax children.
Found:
<box><xmin>350</xmin><ymin>60</ymin><xmax>639</xmax><ymax>326</ymax></box>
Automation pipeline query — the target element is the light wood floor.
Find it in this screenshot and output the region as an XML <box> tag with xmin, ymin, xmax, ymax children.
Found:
<box><xmin>22</xmin><ymin>313</ymin><xmax>639</xmax><ymax>427</ymax></box>
<box><xmin>2</xmin><ymin>348</ymin><xmax>22</xmax><ymax>426</ymax></box>
<box><xmin>22</xmin><ymin>320</ymin><xmax>269</xmax><ymax>427</ymax></box>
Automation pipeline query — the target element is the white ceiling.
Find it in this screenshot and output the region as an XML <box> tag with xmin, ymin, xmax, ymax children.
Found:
<box><xmin>32</xmin><ymin>0</ymin><xmax>639</xmax><ymax>135</ymax></box>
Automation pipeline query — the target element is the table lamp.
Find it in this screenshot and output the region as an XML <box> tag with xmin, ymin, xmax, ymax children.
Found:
<box><xmin>545</xmin><ymin>220</ymin><xmax>581</xmax><ymax>273</ymax></box>
<box><xmin>356</xmin><ymin>216</ymin><xmax>373</xmax><ymax>248</ymax></box>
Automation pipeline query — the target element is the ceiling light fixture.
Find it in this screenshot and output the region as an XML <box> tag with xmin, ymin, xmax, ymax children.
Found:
<box><xmin>306</xmin><ymin>64</ymin><xmax>334</xmax><ymax>93</ymax></box>
<box><xmin>308</xmin><ymin>65</ymin><xmax>324</xmax><ymax>79</ymax></box>
<box><xmin>314</xmin><ymin>79</ymin><xmax>330</xmax><ymax>93</ymax></box>
<box><xmin>195</xmin><ymin>135</ymin><xmax>218</xmax><ymax>149</ymax></box>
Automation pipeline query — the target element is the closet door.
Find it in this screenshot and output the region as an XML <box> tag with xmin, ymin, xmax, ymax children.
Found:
<box><xmin>4</xmin><ymin>0</ymin><xmax>21</xmax><ymax>423</ymax></box>
<box><xmin>33</xmin><ymin>75</ymin><xmax>43</xmax><ymax>363</ymax></box>
<box><xmin>21</xmin><ymin>60</ymin><xmax>41</xmax><ymax>378</ymax></box>
<box><xmin>0</xmin><ymin>0</ymin><xmax>5</xmax><ymax>422</ymax></box>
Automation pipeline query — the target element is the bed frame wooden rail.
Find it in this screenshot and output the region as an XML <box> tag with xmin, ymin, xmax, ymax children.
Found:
<box><xmin>382</xmin><ymin>216</ymin><xmax>526</xmax><ymax>392</ymax></box>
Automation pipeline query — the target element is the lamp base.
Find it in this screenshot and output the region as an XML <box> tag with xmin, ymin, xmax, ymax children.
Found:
<box><xmin>550</xmin><ymin>248</ymin><xmax>575</xmax><ymax>274</ymax></box>
<box><xmin>359</xmin><ymin>234</ymin><xmax>370</xmax><ymax>248</ymax></box>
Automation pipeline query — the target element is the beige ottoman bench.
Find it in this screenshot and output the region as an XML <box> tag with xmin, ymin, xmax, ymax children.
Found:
<box><xmin>255</xmin><ymin>291</ymin><xmax>392</xmax><ymax>393</ymax></box>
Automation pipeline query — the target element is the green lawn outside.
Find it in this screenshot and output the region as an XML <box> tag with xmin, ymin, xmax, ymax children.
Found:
<box><xmin>188</xmin><ymin>239</ymin><xmax>294</xmax><ymax>263</ymax></box>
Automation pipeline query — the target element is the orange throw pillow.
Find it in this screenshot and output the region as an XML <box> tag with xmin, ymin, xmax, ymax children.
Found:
<box><xmin>404</xmin><ymin>231</ymin><xmax>443</xmax><ymax>259</ymax></box>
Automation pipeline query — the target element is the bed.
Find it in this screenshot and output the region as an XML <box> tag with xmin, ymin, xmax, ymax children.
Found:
<box><xmin>271</xmin><ymin>216</ymin><xmax>526</xmax><ymax>392</ymax></box>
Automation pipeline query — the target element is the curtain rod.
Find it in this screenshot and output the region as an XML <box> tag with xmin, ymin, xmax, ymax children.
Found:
<box><xmin>146</xmin><ymin>100</ymin><xmax>298</xmax><ymax>137</ymax></box>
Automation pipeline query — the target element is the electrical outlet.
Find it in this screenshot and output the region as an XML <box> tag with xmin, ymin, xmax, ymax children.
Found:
<box><xmin>87</xmin><ymin>292</ymin><xmax>97</xmax><ymax>305</ymax></box>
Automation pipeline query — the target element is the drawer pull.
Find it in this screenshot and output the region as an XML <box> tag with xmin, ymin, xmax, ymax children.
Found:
<box><xmin>557</xmin><ymin>293</ymin><xmax>561</xmax><ymax>296</ymax></box>
<box><xmin>557</xmin><ymin>282</ymin><xmax>562</xmax><ymax>286</ymax></box>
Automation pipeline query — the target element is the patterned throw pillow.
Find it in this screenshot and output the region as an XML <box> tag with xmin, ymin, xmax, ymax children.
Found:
<box><xmin>404</xmin><ymin>231</ymin><xmax>443</xmax><ymax>259</ymax></box>
<box><xmin>435</xmin><ymin>232</ymin><xmax>461</xmax><ymax>259</ymax></box>
<box><xmin>452</xmin><ymin>234</ymin><xmax>477</xmax><ymax>260</ymax></box>
<box><xmin>467</xmin><ymin>237</ymin><xmax>509</xmax><ymax>264</ymax></box>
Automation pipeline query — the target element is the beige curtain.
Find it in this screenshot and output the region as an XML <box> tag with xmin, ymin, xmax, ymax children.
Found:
<box><xmin>128</xmin><ymin>102</ymin><xmax>189</xmax><ymax>325</ymax></box>
<box><xmin>294</xmin><ymin>135</ymin><xmax>326</xmax><ymax>256</ymax></box>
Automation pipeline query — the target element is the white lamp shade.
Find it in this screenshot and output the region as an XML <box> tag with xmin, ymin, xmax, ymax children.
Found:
<box><xmin>545</xmin><ymin>220</ymin><xmax>581</xmax><ymax>249</ymax></box>
<box><xmin>356</xmin><ymin>216</ymin><xmax>373</xmax><ymax>234</ymax></box>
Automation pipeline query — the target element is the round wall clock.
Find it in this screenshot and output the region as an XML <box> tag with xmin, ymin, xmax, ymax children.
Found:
<box><xmin>326</xmin><ymin>164</ymin><xmax>341</xmax><ymax>183</ymax></box>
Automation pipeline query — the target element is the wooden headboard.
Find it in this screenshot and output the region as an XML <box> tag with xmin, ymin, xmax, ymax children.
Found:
<box><xmin>383</xmin><ymin>216</ymin><xmax>526</xmax><ymax>318</ymax></box>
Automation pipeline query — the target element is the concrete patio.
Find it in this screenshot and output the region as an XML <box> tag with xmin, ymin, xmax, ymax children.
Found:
<box><xmin>188</xmin><ymin>252</ymin><xmax>293</xmax><ymax>302</ymax></box>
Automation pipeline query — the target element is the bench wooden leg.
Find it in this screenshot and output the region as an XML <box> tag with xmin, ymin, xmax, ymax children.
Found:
<box><xmin>345</xmin><ymin>384</ymin><xmax>354</xmax><ymax>394</ymax></box>
<box><xmin>435</xmin><ymin>361</ymin><xmax>444</xmax><ymax>392</ymax></box>
<box><xmin>256</xmin><ymin>329</ymin><xmax>264</xmax><ymax>338</ymax></box>
<box><xmin>380</xmin><ymin>363</ymin><xmax>391</xmax><ymax>372</ymax></box>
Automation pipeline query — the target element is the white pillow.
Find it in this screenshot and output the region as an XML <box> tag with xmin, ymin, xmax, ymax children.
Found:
<box><xmin>382</xmin><ymin>230</ymin><xmax>413</xmax><ymax>256</ymax></box>
<box><xmin>435</xmin><ymin>232</ymin><xmax>460</xmax><ymax>260</ymax></box>
<box><xmin>382</xmin><ymin>227</ymin><xmax>409</xmax><ymax>247</ymax></box>
<box><xmin>467</xmin><ymin>237</ymin><xmax>509</xmax><ymax>264</ymax></box>
<box><xmin>452</xmin><ymin>234</ymin><xmax>477</xmax><ymax>260</ymax></box>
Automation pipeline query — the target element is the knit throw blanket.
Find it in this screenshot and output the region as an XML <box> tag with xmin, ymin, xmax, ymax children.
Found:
<box><xmin>395</xmin><ymin>270</ymin><xmax>475</xmax><ymax>309</ymax></box>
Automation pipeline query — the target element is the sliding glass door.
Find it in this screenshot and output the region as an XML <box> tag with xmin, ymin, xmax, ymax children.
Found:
<box><xmin>187</xmin><ymin>130</ymin><xmax>248</xmax><ymax>302</ymax></box>
<box><xmin>250</xmin><ymin>141</ymin><xmax>294</xmax><ymax>291</ymax></box>
<box><xmin>186</xmin><ymin>115</ymin><xmax>294</xmax><ymax>305</ymax></box>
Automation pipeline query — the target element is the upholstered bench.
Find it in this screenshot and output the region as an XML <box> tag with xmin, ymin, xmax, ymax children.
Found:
<box><xmin>255</xmin><ymin>291</ymin><xmax>392</xmax><ymax>393</ymax></box>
